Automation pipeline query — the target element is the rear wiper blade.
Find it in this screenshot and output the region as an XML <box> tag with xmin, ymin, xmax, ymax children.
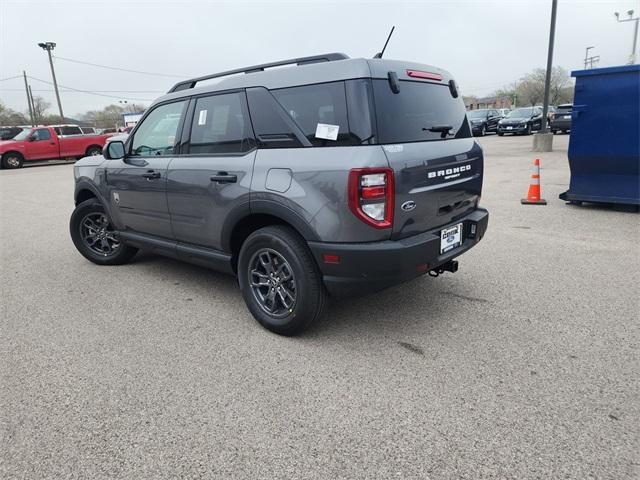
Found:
<box><xmin>423</xmin><ymin>125</ymin><xmax>454</xmax><ymax>139</ymax></box>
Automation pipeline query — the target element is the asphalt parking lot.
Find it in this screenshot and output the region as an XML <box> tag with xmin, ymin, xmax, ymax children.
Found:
<box><xmin>1</xmin><ymin>134</ymin><xmax>638</xmax><ymax>479</ymax></box>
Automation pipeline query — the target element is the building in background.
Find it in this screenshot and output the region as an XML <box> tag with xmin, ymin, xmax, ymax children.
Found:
<box><xmin>122</xmin><ymin>112</ymin><xmax>144</xmax><ymax>129</ymax></box>
<box><xmin>465</xmin><ymin>96</ymin><xmax>512</xmax><ymax>110</ymax></box>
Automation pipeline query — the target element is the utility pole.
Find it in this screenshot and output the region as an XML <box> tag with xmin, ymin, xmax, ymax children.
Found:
<box><xmin>23</xmin><ymin>71</ymin><xmax>35</xmax><ymax>126</ymax></box>
<box><xmin>540</xmin><ymin>0</ymin><xmax>558</xmax><ymax>133</ymax></box>
<box><xmin>615</xmin><ymin>10</ymin><xmax>639</xmax><ymax>64</ymax></box>
<box><xmin>584</xmin><ymin>46</ymin><xmax>594</xmax><ymax>69</ymax></box>
<box><xmin>584</xmin><ymin>46</ymin><xmax>600</xmax><ymax>69</ymax></box>
<box><xmin>28</xmin><ymin>85</ymin><xmax>37</xmax><ymax>124</ymax></box>
<box><xmin>37</xmin><ymin>42</ymin><xmax>64</xmax><ymax>122</ymax></box>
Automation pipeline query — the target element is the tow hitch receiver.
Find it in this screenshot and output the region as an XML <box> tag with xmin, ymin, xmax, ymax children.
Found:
<box><xmin>429</xmin><ymin>260</ymin><xmax>459</xmax><ymax>277</ymax></box>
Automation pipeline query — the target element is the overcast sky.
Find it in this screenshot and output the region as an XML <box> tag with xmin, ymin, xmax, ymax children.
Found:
<box><xmin>1</xmin><ymin>0</ymin><xmax>636</xmax><ymax>117</ymax></box>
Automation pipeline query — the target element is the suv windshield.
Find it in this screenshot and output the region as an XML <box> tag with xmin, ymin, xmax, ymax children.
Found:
<box><xmin>12</xmin><ymin>128</ymin><xmax>32</xmax><ymax>141</ymax></box>
<box><xmin>467</xmin><ymin>110</ymin><xmax>488</xmax><ymax>119</ymax></box>
<box><xmin>506</xmin><ymin>108</ymin><xmax>534</xmax><ymax>118</ymax></box>
<box><xmin>373</xmin><ymin>80</ymin><xmax>471</xmax><ymax>143</ymax></box>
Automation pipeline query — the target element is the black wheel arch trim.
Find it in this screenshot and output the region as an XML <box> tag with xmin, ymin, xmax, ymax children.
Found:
<box><xmin>221</xmin><ymin>199</ymin><xmax>320</xmax><ymax>253</ymax></box>
<box><xmin>73</xmin><ymin>181</ymin><xmax>116</xmax><ymax>221</ymax></box>
<box><xmin>250</xmin><ymin>199</ymin><xmax>320</xmax><ymax>242</ymax></box>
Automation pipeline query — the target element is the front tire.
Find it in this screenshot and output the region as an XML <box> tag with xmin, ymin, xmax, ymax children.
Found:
<box><xmin>497</xmin><ymin>132</ymin><xmax>504</xmax><ymax>136</ymax></box>
<box><xmin>1</xmin><ymin>152</ymin><xmax>23</xmax><ymax>169</ymax></box>
<box><xmin>69</xmin><ymin>199</ymin><xmax>137</xmax><ymax>265</ymax></box>
<box><xmin>238</xmin><ymin>225</ymin><xmax>327</xmax><ymax>336</ymax></box>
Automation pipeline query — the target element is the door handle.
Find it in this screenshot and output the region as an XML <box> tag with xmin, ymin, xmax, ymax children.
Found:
<box><xmin>142</xmin><ymin>170</ymin><xmax>161</xmax><ymax>180</ymax></box>
<box><xmin>210</xmin><ymin>172</ymin><xmax>237</xmax><ymax>183</ymax></box>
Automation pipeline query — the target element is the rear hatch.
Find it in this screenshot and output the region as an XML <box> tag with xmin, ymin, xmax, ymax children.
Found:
<box><xmin>555</xmin><ymin>105</ymin><xmax>573</xmax><ymax>120</ymax></box>
<box><xmin>371</xmin><ymin>74</ymin><xmax>483</xmax><ymax>239</ymax></box>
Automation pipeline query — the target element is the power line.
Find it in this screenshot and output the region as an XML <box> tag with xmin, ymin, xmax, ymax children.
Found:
<box><xmin>27</xmin><ymin>75</ymin><xmax>155</xmax><ymax>101</ymax></box>
<box><xmin>0</xmin><ymin>75</ymin><xmax>23</xmax><ymax>82</ymax></box>
<box><xmin>52</xmin><ymin>55</ymin><xmax>189</xmax><ymax>78</ymax></box>
<box><xmin>0</xmin><ymin>88</ymin><xmax>164</xmax><ymax>93</ymax></box>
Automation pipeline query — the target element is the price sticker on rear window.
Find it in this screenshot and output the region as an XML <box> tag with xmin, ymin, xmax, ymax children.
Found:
<box><xmin>315</xmin><ymin>123</ymin><xmax>339</xmax><ymax>141</ymax></box>
<box><xmin>198</xmin><ymin>110</ymin><xmax>208</xmax><ymax>126</ymax></box>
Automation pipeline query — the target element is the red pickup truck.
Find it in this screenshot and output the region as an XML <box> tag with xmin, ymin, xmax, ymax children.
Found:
<box><xmin>0</xmin><ymin>126</ymin><xmax>112</xmax><ymax>169</ymax></box>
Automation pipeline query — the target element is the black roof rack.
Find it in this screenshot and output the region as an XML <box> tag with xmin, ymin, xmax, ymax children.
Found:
<box><xmin>167</xmin><ymin>53</ymin><xmax>350</xmax><ymax>93</ymax></box>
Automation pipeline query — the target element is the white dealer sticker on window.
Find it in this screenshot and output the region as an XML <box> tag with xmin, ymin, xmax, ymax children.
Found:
<box><xmin>198</xmin><ymin>110</ymin><xmax>208</xmax><ymax>126</ymax></box>
<box><xmin>315</xmin><ymin>123</ymin><xmax>339</xmax><ymax>141</ymax></box>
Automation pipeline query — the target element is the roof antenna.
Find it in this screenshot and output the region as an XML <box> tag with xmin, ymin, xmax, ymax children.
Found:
<box><xmin>373</xmin><ymin>26</ymin><xmax>395</xmax><ymax>59</ymax></box>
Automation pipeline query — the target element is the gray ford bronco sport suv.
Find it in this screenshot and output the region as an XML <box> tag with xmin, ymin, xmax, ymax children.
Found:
<box><xmin>70</xmin><ymin>53</ymin><xmax>489</xmax><ymax>335</ymax></box>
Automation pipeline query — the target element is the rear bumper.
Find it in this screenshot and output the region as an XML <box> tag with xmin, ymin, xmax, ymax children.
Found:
<box><xmin>308</xmin><ymin>208</ymin><xmax>489</xmax><ymax>297</ymax></box>
<box><xmin>551</xmin><ymin>119</ymin><xmax>571</xmax><ymax>130</ymax></box>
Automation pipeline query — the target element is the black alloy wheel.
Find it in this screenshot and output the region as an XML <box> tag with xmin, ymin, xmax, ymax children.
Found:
<box><xmin>248</xmin><ymin>248</ymin><xmax>297</xmax><ymax>318</ymax></box>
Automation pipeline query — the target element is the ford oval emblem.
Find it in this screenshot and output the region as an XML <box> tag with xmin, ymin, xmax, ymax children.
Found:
<box><xmin>401</xmin><ymin>200</ymin><xmax>416</xmax><ymax>212</ymax></box>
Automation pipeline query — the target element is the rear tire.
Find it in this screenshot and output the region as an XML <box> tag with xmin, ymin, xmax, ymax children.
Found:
<box><xmin>85</xmin><ymin>146</ymin><xmax>102</xmax><ymax>157</ymax></box>
<box><xmin>238</xmin><ymin>225</ymin><xmax>327</xmax><ymax>336</ymax></box>
<box><xmin>70</xmin><ymin>199</ymin><xmax>137</xmax><ymax>265</ymax></box>
<box><xmin>497</xmin><ymin>132</ymin><xmax>504</xmax><ymax>136</ymax></box>
<box><xmin>1</xmin><ymin>152</ymin><xmax>23</xmax><ymax>169</ymax></box>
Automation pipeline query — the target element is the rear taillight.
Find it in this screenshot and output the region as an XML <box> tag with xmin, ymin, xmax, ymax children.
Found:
<box><xmin>348</xmin><ymin>168</ymin><xmax>394</xmax><ymax>229</ymax></box>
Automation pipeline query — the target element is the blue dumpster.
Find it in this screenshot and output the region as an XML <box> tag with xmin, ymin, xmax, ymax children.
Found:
<box><xmin>560</xmin><ymin>64</ymin><xmax>640</xmax><ymax>206</ymax></box>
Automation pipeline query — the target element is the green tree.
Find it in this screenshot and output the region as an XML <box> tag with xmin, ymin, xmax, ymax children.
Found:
<box><xmin>80</xmin><ymin>103</ymin><xmax>147</xmax><ymax>129</ymax></box>
<box><xmin>0</xmin><ymin>101</ymin><xmax>28</xmax><ymax>125</ymax></box>
<box><xmin>30</xmin><ymin>96</ymin><xmax>51</xmax><ymax>124</ymax></box>
<box><xmin>514</xmin><ymin>67</ymin><xmax>573</xmax><ymax>106</ymax></box>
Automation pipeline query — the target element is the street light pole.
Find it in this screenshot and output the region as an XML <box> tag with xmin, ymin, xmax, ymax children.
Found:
<box><xmin>615</xmin><ymin>10</ymin><xmax>639</xmax><ymax>64</ymax></box>
<box><xmin>37</xmin><ymin>42</ymin><xmax>65</xmax><ymax>122</ymax></box>
<box><xmin>540</xmin><ymin>0</ymin><xmax>558</xmax><ymax>133</ymax></box>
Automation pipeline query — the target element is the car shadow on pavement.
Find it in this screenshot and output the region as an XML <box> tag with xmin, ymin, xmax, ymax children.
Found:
<box><xmin>129</xmin><ymin>250</ymin><xmax>482</xmax><ymax>339</ymax></box>
<box><xmin>129</xmin><ymin>250</ymin><xmax>241</xmax><ymax>298</ymax></box>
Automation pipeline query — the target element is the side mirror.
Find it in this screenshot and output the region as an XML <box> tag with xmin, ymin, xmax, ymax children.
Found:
<box><xmin>27</xmin><ymin>135</ymin><xmax>36</xmax><ymax>142</ymax></box>
<box><xmin>105</xmin><ymin>141</ymin><xmax>125</xmax><ymax>160</ymax></box>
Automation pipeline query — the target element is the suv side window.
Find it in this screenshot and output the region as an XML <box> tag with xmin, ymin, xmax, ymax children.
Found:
<box><xmin>271</xmin><ymin>81</ymin><xmax>355</xmax><ymax>147</ymax></box>
<box><xmin>131</xmin><ymin>100</ymin><xmax>186</xmax><ymax>156</ymax></box>
<box><xmin>188</xmin><ymin>92</ymin><xmax>254</xmax><ymax>154</ymax></box>
<box><xmin>61</xmin><ymin>126</ymin><xmax>82</xmax><ymax>135</ymax></box>
<box><xmin>32</xmin><ymin>128</ymin><xmax>51</xmax><ymax>141</ymax></box>
<box><xmin>245</xmin><ymin>87</ymin><xmax>305</xmax><ymax>149</ymax></box>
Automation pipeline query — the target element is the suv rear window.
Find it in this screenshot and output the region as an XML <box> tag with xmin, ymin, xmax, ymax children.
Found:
<box><xmin>372</xmin><ymin>80</ymin><xmax>471</xmax><ymax>143</ymax></box>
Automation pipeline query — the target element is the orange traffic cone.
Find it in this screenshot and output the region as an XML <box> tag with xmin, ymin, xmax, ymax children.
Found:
<box><xmin>521</xmin><ymin>158</ymin><xmax>547</xmax><ymax>205</ymax></box>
